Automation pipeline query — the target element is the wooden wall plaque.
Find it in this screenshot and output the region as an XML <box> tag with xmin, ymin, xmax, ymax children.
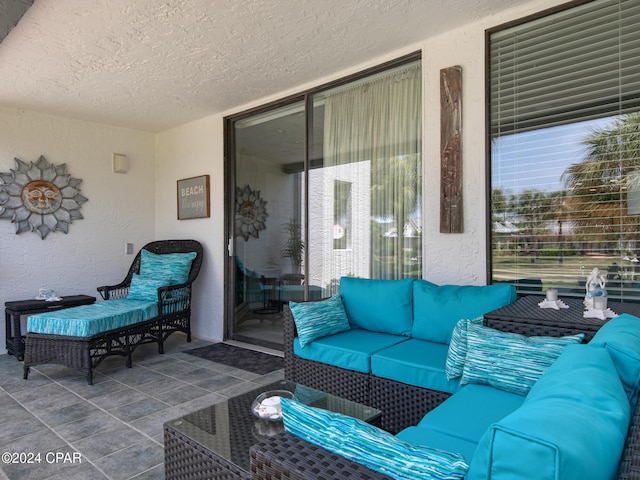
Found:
<box><xmin>440</xmin><ymin>66</ymin><xmax>463</xmax><ymax>233</ymax></box>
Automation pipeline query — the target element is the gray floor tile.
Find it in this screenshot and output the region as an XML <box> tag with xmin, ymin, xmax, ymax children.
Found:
<box><xmin>91</xmin><ymin>387</ymin><xmax>152</xmax><ymax>410</ymax></box>
<box><xmin>108</xmin><ymin>397</ymin><xmax>171</xmax><ymax>423</ymax></box>
<box><xmin>93</xmin><ymin>441</ymin><xmax>164</xmax><ymax>480</ymax></box>
<box><xmin>72</xmin><ymin>425</ymin><xmax>151</xmax><ymax>461</ymax></box>
<box><xmin>37</xmin><ymin>400</ymin><xmax>100</xmax><ymax>428</ymax></box>
<box><xmin>0</xmin><ymin>337</ymin><xmax>284</xmax><ymax>480</ymax></box>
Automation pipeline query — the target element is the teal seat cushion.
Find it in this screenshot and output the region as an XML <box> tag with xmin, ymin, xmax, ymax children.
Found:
<box><xmin>140</xmin><ymin>249</ymin><xmax>196</xmax><ymax>285</ymax></box>
<box><xmin>290</xmin><ymin>295</ymin><xmax>350</xmax><ymax>348</ymax></box>
<box><xmin>396</xmin><ymin>426</ymin><xmax>478</xmax><ymax>464</ymax></box>
<box><xmin>127</xmin><ymin>273</ymin><xmax>172</xmax><ymax>301</ymax></box>
<box><xmin>27</xmin><ymin>299</ymin><xmax>158</xmax><ymax>337</ymax></box>
<box><xmin>371</xmin><ymin>338</ymin><xmax>461</xmax><ymax>394</ymax></box>
<box><xmin>339</xmin><ymin>277</ymin><xmax>415</xmax><ymax>335</ymax></box>
<box><xmin>293</xmin><ymin>328</ymin><xmax>407</xmax><ymax>373</ymax></box>
<box><xmin>461</xmin><ymin>323</ymin><xmax>584</xmax><ymax>396</ymax></box>
<box><xmin>467</xmin><ymin>344</ymin><xmax>631</xmax><ymax>480</ymax></box>
<box><xmin>412</xmin><ymin>281</ymin><xmax>516</xmax><ymax>344</ymax></box>
<box><xmin>282</xmin><ymin>398</ymin><xmax>469</xmax><ymax>480</ymax></box>
<box><xmin>418</xmin><ymin>384</ymin><xmax>525</xmax><ymax>445</ymax></box>
<box><xmin>589</xmin><ymin>313</ymin><xmax>640</xmax><ymax>405</ymax></box>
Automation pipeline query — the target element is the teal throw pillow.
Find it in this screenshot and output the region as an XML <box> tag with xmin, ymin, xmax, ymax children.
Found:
<box><xmin>290</xmin><ymin>294</ymin><xmax>350</xmax><ymax>348</ymax></box>
<box><xmin>127</xmin><ymin>273</ymin><xmax>172</xmax><ymax>301</ymax></box>
<box><xmin>140</xmin><ymin>249</ymin><xmax>196</xmax><ymax>285</ymax></box>
<box><xmin>281</xmin><ymin>399</ymin><xmax>469</xmax><ymax>480</ymax></box>
<box><xmin>445</xmin><ymin>317</ymin><xmax>483</xmax><ymax>380</ymax></box>
<box><xmin>461</xmin><ymin>323</ymin><xmax>584</xmax><ymax>395</ymax></box>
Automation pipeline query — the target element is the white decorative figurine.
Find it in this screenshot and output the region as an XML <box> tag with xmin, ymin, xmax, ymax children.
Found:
<box><xmin>584</xmin><ymin>267</ymin><xmax>607</xmax><ymax>310</ymax></box>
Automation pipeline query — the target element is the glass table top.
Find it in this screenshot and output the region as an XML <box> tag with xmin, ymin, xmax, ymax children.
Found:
<box><xmin>165</xmin><ymin>379</ymin><xmax>381</xmax><ymax>472</ymax></box>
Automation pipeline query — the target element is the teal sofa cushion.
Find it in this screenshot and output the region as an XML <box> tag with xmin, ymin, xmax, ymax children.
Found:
<box><xmin>468</xmin><ymin>344</ymin><xmax>631</xmax><ymax>480</ymax></box>
<box><xmin>293</xmin><ymin>328</ymin><xmax>407</xmax><ymax>373</ymax></box>
<box><xmin>281</xmin><ymin>398</ymin><xmax>469</xmax><ymax>480</ymax></box>
<box><xmin>589</xmin><ymin>313</ymin><xmax>640</xmax><ymax>405</ymax></box>
<box><xmin>27</xmin><ymin>299</ymin><xmax>158</xmax><ymax>337</ymax></box>
<box><xmin>412</xmin><ymin>281</ymin><xmax>516</xmax><ymax>344</ymax></box>
<box><xmin>445</xmin><ymin>317</ymin><xmax>483</xmax><ymax>380</ymax></box>
<box><xmin>340</xmin><ymin>277</ymin><xmax>415</xmax><ymax>335</ymax></box>
<box><xmin>418</xmin><ymin>384</ymin><xmax>525</xmax><ymax>445</ymax></box>
<box><xmin>461</xmin><ymin>323</ymin><xmax>584</xmax><ymax>395</ymax></box>
<box><xmin>290</xmin><ymin>295</ymin><xmax>350</xmax><ymax>348</ymax></box>
<box><xmin>140</xmin><ymin>249</ymin><xmax>196</xmax><ymax>285</ymax></box>
<box><xmin>371</xmin><ymin>338</ymin><xmax>461</xmax><ymax>394</ymax></box>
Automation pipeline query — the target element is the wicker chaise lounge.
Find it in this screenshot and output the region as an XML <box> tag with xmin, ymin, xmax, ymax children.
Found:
<box><xmin>23</xmin><ymin>239</ymin><xmax>203</xmax><ymax>384</ymax></box>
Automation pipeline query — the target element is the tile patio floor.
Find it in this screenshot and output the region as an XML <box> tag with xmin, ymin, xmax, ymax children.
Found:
<box><xmin>0</xmin><ymin>335</ymin><xmax>284</xmax><ymax>480</ymax></box>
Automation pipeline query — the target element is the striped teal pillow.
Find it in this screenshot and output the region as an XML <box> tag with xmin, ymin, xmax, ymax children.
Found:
<box><xmin>281</xmin><ymin>399</ymin><xmax>469</xmax><ymax>480</ymax></box>
<box><xmin>445</xmin><ymin>317</ymin><xmax>483</xmax><ymax>380</ymax></box>
<box><xmin>140</xmin><ymin>249</ymin><xmax>196</xmax><ymax>285</ymax></box>
<box><xmin>461</xmin><ymin>323</ymin><xmax>585</xmax><ymax>395</ymax></box>
<box><xmin>127</xmin><ymin>273</ymin><xmax>171</xmax><ymax>301</ymax></box>
<box><xmin>290</xmin><ymin>295</ymin><xmax>350</xmax><ymax>348</ymax></box>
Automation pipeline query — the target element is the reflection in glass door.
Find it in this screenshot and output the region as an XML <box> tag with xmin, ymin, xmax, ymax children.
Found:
<box><xmin>226</xmin><ymin>57</ymin><xmax>422</xmax><ymax>351</ymax></box>
<box><xmin>231</xmin><ymin>102</ymin><xmax>305</xmax><ymax>350</ymax></box>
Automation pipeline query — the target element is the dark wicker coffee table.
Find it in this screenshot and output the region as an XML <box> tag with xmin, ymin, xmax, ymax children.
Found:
<box><xmin>164</xmin><ymin>379</ymin><xmax>381</xmax><ymax>480</ymax></box>
<box><xmin>484</xmin><ymin>294</ymin><xmax>640</xmax><ymax>341</ymax></box>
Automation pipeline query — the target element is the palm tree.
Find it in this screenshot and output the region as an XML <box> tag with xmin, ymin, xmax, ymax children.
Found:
<box><xmin>370</xmin><ymin>153</ymin><xmax>421</xmax><ymax>279</ymax></box>
<box><xmin>562</xmin><ymin>113</ymin><xmax>640</xmax><ymax>243</ymax></box>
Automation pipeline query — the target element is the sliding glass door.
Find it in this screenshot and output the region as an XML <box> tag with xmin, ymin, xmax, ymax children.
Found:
<box><xmin>225</xmin><ymin>56</ymin><xmax>422</xmax><ymax>349</ymax></box>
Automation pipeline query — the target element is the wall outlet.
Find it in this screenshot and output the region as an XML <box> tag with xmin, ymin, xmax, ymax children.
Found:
<box><xmin>125</xmin><ymin>243</ymin><xmax>134</xmax><ymax>254</ymax></box>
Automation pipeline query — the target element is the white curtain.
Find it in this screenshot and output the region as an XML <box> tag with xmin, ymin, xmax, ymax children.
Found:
<box><xmin>322</xmin><ymin>63</ymin><xmax>422</xmax><ymax>280</ymax></box>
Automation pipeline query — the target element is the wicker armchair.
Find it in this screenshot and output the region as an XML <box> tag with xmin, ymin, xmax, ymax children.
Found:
<box><xmin>23</xmin><ymin>239</ymin><xmax>203</xmax><ymax>384</ymax></box>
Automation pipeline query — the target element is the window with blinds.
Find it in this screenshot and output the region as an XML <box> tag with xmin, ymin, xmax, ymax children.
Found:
<box><xmin>488</xmin><ymin>0</ymin><xmax>640</xmax><ymax>301</ymax></box>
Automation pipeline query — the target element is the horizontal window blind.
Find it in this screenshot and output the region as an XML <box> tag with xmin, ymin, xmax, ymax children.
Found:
<box><xmin>490</xmin><ymin>0</ymin><xmax>640</xmax><ymax>136</ymax></box>
<box><xmin>489</xmin><ymin>0</ymin><xmax>640</xmax><ymax>302</ymax></box>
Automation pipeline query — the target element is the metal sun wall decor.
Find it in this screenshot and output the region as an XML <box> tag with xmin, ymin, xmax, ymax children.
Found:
<box><xmin>235</xmin><ymin>184</ymin><xmax>268</xmax><ymax>241</ymax></box>
<box><xmin>0</xmin><ymin>156</ymin><xmax>88</xmax><ymax>239</ymax></box>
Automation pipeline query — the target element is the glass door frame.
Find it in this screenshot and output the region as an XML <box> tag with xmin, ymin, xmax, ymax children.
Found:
<box><xmin>223</xmin><ymin>51</ymin><xmax>421</xmax><ymax>343</ymax></box>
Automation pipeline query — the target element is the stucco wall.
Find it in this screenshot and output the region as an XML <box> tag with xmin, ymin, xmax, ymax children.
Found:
<box><xmin>154</xmin><ymin>116</ymin><xmax>224</xmax><ymax>342</ymax></box>
<box><xmin>0</xmin><ymin>107</ymin><xmax>156</xmax><ymax>354</ymax></box>
<box><xmin>0</xmin><ymin>0</ymin><xmax>566</xmax><ymax>350</ymax></box>
<box><xmin>154</xmin><ymin>0</ymin><xmax>564</xmax><ymax>342</ymax></box>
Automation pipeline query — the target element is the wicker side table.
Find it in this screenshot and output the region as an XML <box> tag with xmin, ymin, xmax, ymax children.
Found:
<box><xmin>484</xmin><ymin>295</ymin><xmax>640</xmax><ymax>341</ymax></box>
<box><xmin>5</xmin><ymin>295</ymin><xmax>96</xmax><ymax>360</ymax></box>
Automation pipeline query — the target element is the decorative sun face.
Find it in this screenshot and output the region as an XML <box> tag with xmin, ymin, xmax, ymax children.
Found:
<box><xmin>235</xmin><ymin>184</ymin><xmax>268</xmax><ymax>241</ymax></box>
<box><xmin>0</xmin><ymin>156</ymin><xmax>87</xmax><ymax>239</ymax></box>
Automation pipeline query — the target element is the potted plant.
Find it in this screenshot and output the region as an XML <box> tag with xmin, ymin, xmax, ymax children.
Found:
<box><xmin>281</xmin><ymin>218</ymin><xmax>304</xmax><ymax>274</ymax></box>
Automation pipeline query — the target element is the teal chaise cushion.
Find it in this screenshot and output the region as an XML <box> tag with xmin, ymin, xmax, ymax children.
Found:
<box><xmin>27</xmin><ymin>299</ymin><xmax>158</xmax><ymax>337</ymax></box>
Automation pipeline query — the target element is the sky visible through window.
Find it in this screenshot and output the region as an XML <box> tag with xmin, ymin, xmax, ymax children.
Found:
<box><xmin>492</xmin><ymin>117</ymin><xmax>617</xmax><ymax>196</ymax></box>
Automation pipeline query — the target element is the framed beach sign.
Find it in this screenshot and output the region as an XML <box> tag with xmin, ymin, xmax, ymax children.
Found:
<box><xmin>177</xmin><ymin>175</ymin><xmax>210</xmax><ymax>219</ymax></box>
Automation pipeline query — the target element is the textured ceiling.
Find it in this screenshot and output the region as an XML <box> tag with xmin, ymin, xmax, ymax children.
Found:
<box><xmin>0</xmin><ymin>0</ymin><xmax>525</xmax><ymax>132</ymax></box>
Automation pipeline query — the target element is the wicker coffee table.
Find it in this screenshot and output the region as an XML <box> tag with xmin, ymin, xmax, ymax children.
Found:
<box><xmin>484</xmin><ymin>294</ymin><xmax>640</xmax><ymax>341</ymax></box>
<box><xmin>164</xmin><ymin>379</ymin><xmax>381</xmax><ymax>480</ymax></box>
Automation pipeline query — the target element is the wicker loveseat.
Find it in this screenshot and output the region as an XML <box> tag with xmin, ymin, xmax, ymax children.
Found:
<box><xmin>254</xmin><ymin>304</ymin><xmax>640</xmax><ymax>480</ymax></box>
<box><xmin>284</xmin><ymin>277</ymin><xmax>517</xmax><ymax>432</ymax></box>
<box><xmin>23</xmin><ymin>239</ymin><xmax>203</xmax><ymax>384</ymax></box>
